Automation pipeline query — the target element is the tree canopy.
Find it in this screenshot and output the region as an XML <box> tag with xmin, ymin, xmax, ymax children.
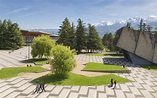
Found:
<box><xmin>75</xmin><ymin>19</ymin><xmax>87</xmax><ymax>53</ymax></box>
<box><xmin>31</xmin><ymin>35</ymin><xmax>55</xmax><ymax>58</ymax></box>
<box><xmin>87</xmin><ymin>24</ymin><xmax>103</xmax><ymax>52</ymax></box>
<box><xmin>102</xmin><ymin>33</ymin><xmax>116</xmax><ymax>51</ymax></box>
<box><xmin>51</xmin><ymin>45</ymin><xmax>76</xmax><ymax>77</ymax></box>
<box><xmin>137</xmin><ymin>18</ymin><xmax>152</xmax><ymax>32</ymax></box>
<box><xmin>0</xmin><ymin>19</ymin><xmax>24</xmax><ymax>49</ymax></box>
<box><xmin>57</xmin><ymin>18</ymin><xmax>104</xmax><ymax>53</ymax></box>
<box><xmin>57</xmin><ymin>18</ymin><xmax>76</xmax><ymax>49</ymax></box>
<box><xmin>69</xmin><ymin>23</ymin><xmax>76</xmax><ymax>49</ymax></box>
<box><xmin>57</xmin><ymin>18</ymin><xmax>71</xmax><ymax>46</ymax></box>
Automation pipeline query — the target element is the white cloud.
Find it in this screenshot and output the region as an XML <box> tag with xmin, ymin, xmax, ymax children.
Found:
<box><xmin>90</xmin><ymin>0</ymin><xmax>157</xmax><ymax>19</ymax></box>
<box><xmin>8</xmin><ymin>7</ymin><xmax>32</xmax><ymax>15</ymax></box>
<box><xmin>21</xmin><ymin>11</ymin><xmax>42</xmax><ymax>17</ymax></box>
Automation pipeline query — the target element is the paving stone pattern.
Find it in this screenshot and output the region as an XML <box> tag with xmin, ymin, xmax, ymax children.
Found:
<box><xmin>0</xmin><ymin>47</ymin><xmax>157</xmax><ymax>98</ymax></box>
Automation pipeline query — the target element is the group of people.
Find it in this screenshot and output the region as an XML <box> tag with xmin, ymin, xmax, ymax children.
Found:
<box><xmin>33</xmin><ymin>83</ymin><xmax>46</xmax><ymax>94</ymax></box>
<box><xmin>27</xmin><ymin>64</ymin><xmax>32</xmax><ymax>67</ymax></box>
<box><xmin>33</xmin><ymin>79</ymin><xmax>116</xmax><ymax>94</ymax></box>
<box><xmin>109</xmin><ymin>78</ymin><xmax>116</xmax><ymax>89</ymax></box>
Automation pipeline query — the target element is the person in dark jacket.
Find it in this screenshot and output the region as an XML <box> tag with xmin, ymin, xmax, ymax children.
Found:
<box><xmin>40</xmin><ymin>83</ymin><xmax>46</xmax><ymax>92</ymax></box>
<box><xmin>34</xmin><ymin>84</ymin><xmax>40</xmax><ymax>93</ymax></box>
<box><xmin>113</xmin><ymin>80</ymin><xmax>117</xmax><ymax>89</ymax></box>
<box><xmin>108</xmin><ymin>78</ymin><xmax>113</xmax><ymax>87</ymax></box>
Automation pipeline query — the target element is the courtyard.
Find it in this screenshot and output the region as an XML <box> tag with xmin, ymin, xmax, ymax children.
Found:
<box><xmin>0</xmin><ymin>47</ymin><xmax>157</xmax><ymax>98</ymax></box>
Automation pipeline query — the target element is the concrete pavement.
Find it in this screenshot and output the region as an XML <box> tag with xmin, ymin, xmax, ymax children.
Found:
<box><xmin>0</xmin><ymin>47</ymin><xmax>157</xmax><ymax>98</ymax></box>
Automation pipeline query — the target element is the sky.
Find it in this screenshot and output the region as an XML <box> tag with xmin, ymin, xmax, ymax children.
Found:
<box><xmin>0</xmin><ymin>0</ymin><xmax>157</xmax><ymax>29</ymax></box>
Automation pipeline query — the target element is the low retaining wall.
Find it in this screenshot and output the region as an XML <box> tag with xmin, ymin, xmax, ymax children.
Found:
<box><xmin>81</xmin><ymin>70</ymin><xmax>131</xmax><ymax>73</ymax></box>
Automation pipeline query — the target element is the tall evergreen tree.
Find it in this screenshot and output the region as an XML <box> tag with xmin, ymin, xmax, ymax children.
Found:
<box><xmin>142</xmin><ymin>23</ymin><xmax>147</xmax><ymax>32</ymax></box>
<box><xmin>126</xmin><ymin>22</ymin><xmax>131</xmax><ymax>28</ymax></box>
<box><xmin>0</xmin><ymin>19</ymin><xmax>24</xmax><ymax>49</ymax></box>
<box><xmin>87</xmin><ymin>24</ymin><xmax>103</xmax><ymax>52</ymax></box>
<box><xmin>0</xmin><ymin>20</ymin><xmax>7</xmax><ymax>48</ymax></box>
<box><xmin>138</xmin><ymin>18</ymin><xmax>144</xmax><ymax>31</ymax></box>
<box><xmin>69</xmin><ymin>23</ymin><xmax>76</xmax><ymax>49</ymax></box>
<box><xmin>102</xmin><ymin>33</ymin><xmax>115</xmax><ymax>51</ymax></box>
<box><xmin>75</xmin><ymin>19</ymin><xmax>86</xmax><ymax>53</ymax></box>
<box><xmin>147</xmin><ymin>25</ymin><xmax>152</xmax><ymax>32</ymax></box>
<box><xmin>57</xmin><ymin>18</ymin><xmax>71</xmax><ymax>46</ymax></box>
<box><xmin>0</xmin><ymin>20</ymin><xmax>2</xmax><ymax>48</ymax></box>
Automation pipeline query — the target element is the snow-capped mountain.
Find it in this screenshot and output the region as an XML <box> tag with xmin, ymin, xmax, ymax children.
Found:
<box><xmin>28</xmin><ymin>16</ymin><xmax>157</xmax><ymax>37</ymax></box>
<box><xmin>96</xmin><ymin>16</ymin><xmax>157</xmax><ymax>37</ymax></box>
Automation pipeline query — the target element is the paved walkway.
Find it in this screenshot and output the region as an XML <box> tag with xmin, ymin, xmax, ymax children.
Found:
<box><xmin>0</xmin><ymin>46</ymin><xmax>32</xmax><ymax>69</ymax></box>
<box><xmin>0</xmin><ymin>47</ymin><xmax>157</xmax><ymax>98</ymax></box>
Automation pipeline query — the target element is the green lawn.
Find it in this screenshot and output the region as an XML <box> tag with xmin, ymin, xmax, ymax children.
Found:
<box><xmin>0</xmin><ymin>66</ymin><xmax>47</xmax><ymax>79</ymax></box>
<box><xmin>32</xmin><ymin>73</ymin><xmax>131</xmax><ymax>86</ymax></box>
<box><xmin>86</xmin><ymin>53</ymin><xmax>104</xmax><ymax>56</ymax></box>
<box><xmin>104</xmin><ymin>54</ymin><xmax>124</xmax><ymax>56</ymax></box>
<box><xmin>83</xmin><ymin>62</ymin><xmax>128</xmax><ymax>71</ymax></box>
<box><xmin>86</xmin><ymin>53</ymin><xmax>123</xmax><ymax>56</ymax></box>
<box><xmin>24</xmin><ymin>58</ymin><xmax>49</xmax><ymax>65</ymax></box>
<box><xmin>140</xmin><ymin>65</ymin><xmax>157</xmax><ymax>70</ymax></box>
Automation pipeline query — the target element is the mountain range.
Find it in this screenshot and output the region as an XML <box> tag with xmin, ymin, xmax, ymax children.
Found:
<box><xmin>29</xmin><ymin>16</ymin><xmax>157</xmax><ymax>37</ymax></box>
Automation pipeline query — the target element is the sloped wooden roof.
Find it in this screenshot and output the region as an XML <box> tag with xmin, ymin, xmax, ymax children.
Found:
<box><xmin>21</xmin><ymin>30</ymin><xmax>51</xmax><ymax>36</ymax></box>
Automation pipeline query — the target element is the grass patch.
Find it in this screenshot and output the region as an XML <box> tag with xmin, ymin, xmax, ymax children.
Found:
<box><xmin>32</xmin><ymin>73</ymin><xmax>131</xmax><ymax>86</ymax></box>
<box><xmin>140</xmin><ymin>65</ymin><xmax>157</xmax><ymax>70</ymax></box>
<box><xmin>86</xmin><ymin>53</ymin><xmax>123</xmax><ymax>56</ymax></box>
<box><xmin>0</xmin><ymin>66</ymin><xmax>47</xmax><ymax>79</ymax></box>
<box><xmin>83</xmin><ymin>62</ymin><xmax>127</xmax><ymax>71</ymax></box>
<box><xmin>23</xmin><ymin>58</ymin><xmax>49</xmax><ymax>65</ymax></box>
<box><xmin>86</xmin><ymin>53</ymin><xmax>104</xmax><ymax>56</ymax></box>
<box><xmin>104</xmin><ymin>54</ymin><xmax>124</xmax><ymax>56</ymax></box>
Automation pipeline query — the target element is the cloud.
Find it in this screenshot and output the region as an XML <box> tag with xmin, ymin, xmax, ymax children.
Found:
<box><xmin>21</xmin><ymin>11</ymin><xmax>42</xmax><ymax>17</ymax></box>
<box><xmin>87</xmin><ymin>0</ymin><xmax>157</xmax><ymax>19</ymax></box>
<box><xmin>8</xmin><ymin>6</ymin><xmax>32</xmax><ymax>15</ymax></box>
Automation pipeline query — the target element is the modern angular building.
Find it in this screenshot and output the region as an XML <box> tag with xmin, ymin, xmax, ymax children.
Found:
<box><xmin>114</xmin><ymin>27</ymin><xmax>157</xmax><ymax>65</ymax></box>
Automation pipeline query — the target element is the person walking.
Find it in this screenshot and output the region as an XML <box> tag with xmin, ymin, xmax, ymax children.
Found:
<box><xmin>40</xmin><ymin>83</ymin><xmax>46</xmax><ymax>92</ymax></box>
<box><xmin>113</xmin><ymin>80</ymin><xmax>117</xmax><ymax>89</ymax></box>
<box><xmin>34</xmin><ymin>84</ymin><xmax>40</xmax><ymax>93</ymax></box>
<box><xmin>110</xmin><ymin>78</ymin><xmax>113</xmax><ymax>87</ymax></box>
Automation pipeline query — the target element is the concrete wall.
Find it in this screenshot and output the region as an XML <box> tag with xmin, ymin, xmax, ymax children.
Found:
<box><xmin>153</xmin><ymin>41</ymin><xmax>157</xmax><ymax>63</ymax></box>
<box><xmin>114</xmin><ymin>27</ymin><xmax>157</xmax><ymax>64</ymax></box>
<box><xmin>116</xmin><ymin>28</ymin><xmax>137</xmax><ymax>53</ymax></box>
<box><xmin>135</xmin><ymin>32</ymin><xmax>155</xmax><ymax>61</ymax></box>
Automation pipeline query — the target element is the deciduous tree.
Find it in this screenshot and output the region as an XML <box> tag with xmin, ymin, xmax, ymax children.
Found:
<box><xmin>51</xmin><ymin>45</ymin><xmax>76</xmax><ymax>77</ymax></box>
<box><xmin>31</xmin><ymin>35</ymin><xmax>55</xmax><ymax>58</ymax></box>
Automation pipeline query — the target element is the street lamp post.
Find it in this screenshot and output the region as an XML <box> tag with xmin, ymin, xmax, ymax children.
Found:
<box><xmin>28</xmin><ymin>43</ymin><xmax>30</xmax><ymax>60</ymax></box>
<box><xmin>26</xmin><ymin>32</ymin><xmax>31</xmax><ymax>60</ymax></box>
<box><xmin>28</xmin><ymin>36</ymin><xmax>31</xmax><ymax>60</ymax></box>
